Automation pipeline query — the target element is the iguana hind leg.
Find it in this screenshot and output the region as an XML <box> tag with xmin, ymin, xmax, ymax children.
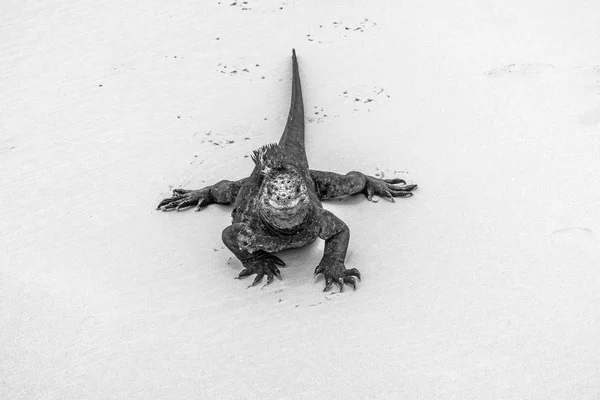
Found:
<box><xmin>157</xmin><ymin>178</ymin><xmax>246</xmax><ymax>211</ymax></box>
<box><xmin>310</xmin><ymin>170</ymin><xmax>417</xmax><ymax>202</ymax></box>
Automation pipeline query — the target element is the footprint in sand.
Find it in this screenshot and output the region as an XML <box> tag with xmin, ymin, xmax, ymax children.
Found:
<box><xmin>550</xmin><ymin>227</ymin><xmax>595</xmax><ymax>249</ymax></box>
<box><xmin>484</xmin><ymin>63</ymin><xmax>555</xmax><ymax>77</ymax></box>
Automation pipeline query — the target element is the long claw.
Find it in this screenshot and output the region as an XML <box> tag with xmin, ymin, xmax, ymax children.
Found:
<box><xmin>195</xmin><ymin>198</ymin><xmax>208</xmax><ymax>212</ymax></box>
<box><xmin>173</xmin><ymin>188</ymin><xmax>191</xmax><ymax>195</ymax></box>
<box><xmin>386</xmin><ymin>183</ymin><xmax>417</xmax><ymax>192</ymax></box>
<box><xmin>385</xmin><ymin>183</ymin><xmax>404</xmax><ymax>191</ymax></box>
<box><xmin>314</xmin><ymin>265</ymin><xmax>324</xmax><ymax>277</ymax></box>
<box><xmin>176</xmin><ymin>199</ymin><xmax>194</xmax><ymax>211</ymax></box>
<box><xmin>345</xmin><ymin>268</ymin><xmax>361</xmax><ymax>281</ymax></box>
<box><xmin>343</xmin><ymin>276</ymin><xmax>357</xmax><ymax>290</ymax></box>
<box><xmin>251</xmin><ymin>272</ymin><xmax>264</xmax><ymax>286</ymax></box>
<box><xmin>273</xmin><ymin>268</ymin><xmax>282</xmax><ymax>281</ymax></box>
<box><xmin>266</xmin><ymin>270</ymin><xmax>274</xmax><ymax>285</ymax></box>
<box><xmin>157</xmin><ymin>197</ymin><xmax>179</xmax><ymax>209</ymax></box>
<box><xmin>323</xmin><ymin>276</ymin><xmax>333</xmax><ymax>292</ymax></box>
<box><xmin>366</xmin><ymin>187</ymin><xmax>374</xmax><ymax>201</ymax></box>
<box><xmin>383</xmin><ymin>191</ymin><xmax>395</xmax><ymax>202</ymax></box>
<box><xmin>272</xmin><ymin>257</ymin><xmax>286</xmax><ymax>267</ymax></box>
<box><xmin>390</xmin><ymin>190</ymin><xmax>414</xmax><ymax>198</ymax></box>
<box><xmin>383</xmin><ymin>178</ymin><xmax>406</xmax><ymax>185</ymax></box>
<box><xmin>161</xmin><ymin>202</ymin><xmax>179</xmax><ymax>211</ymax></box>
<box><xmin>156</xmin><ymin>199</ymin><xmax>170</xmax><ymax>209</ymax></box>
<box><xmin>238</xmin><ymin>268</ymin><xmax>253</xmax><ymax>279</ymax></box>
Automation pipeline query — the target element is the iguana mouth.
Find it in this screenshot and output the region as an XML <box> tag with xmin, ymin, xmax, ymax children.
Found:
<box><xmin>259</xmin><ymin>195</ymin><xmax>311</xmax><ymax>231</ymax></box>
<box><xmin>267</xmin><ymin>195</ymin><xmax>304</xmax><ymax>210</ymax></box>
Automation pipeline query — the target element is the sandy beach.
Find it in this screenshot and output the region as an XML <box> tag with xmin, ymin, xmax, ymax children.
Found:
<box><xmin>2</xmin><ymin>1</ymin><xmax>600</xmax><ymax>398</ymax></box>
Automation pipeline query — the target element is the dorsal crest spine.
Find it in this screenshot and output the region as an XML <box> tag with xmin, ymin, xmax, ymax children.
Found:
<box><xmin>251</xmin><ymin>143</ymin><xmax>286</xmax><ymax>174</ymax></box>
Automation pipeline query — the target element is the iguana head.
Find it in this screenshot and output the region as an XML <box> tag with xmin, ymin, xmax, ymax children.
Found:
<box><xmin>252</xmin><ymin>144</ymin><xmax>311</xmax><ymax>230</ymax></box>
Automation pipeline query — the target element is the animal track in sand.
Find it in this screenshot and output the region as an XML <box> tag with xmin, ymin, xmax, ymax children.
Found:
<box><xmin>216</xmin><ymin>62</ymin><xmax>261</xmax><ymax>76</ymax></box>
<box><xmin>550</xmin><ymin>227</ymin><xmax>595</xmax><ymax>248</ymax></box>
<box><xmin>340</xmin><ymin>86</ymin><xmax>391</xmax><ymax>113</ymax></box>
<box><xmin>306</xmin><ymin>105</ymin><xmax>339</xmax><ymax>124</ymax></box>
<box><xmin>0</xmin><ymin>146</ymin><xmax>16</xmax><ymax>153</ymax></box>
<box><xmin>217</xmin><ymin>0</ymin><xmax>285</xmax><ymax>12</ymax></box>
<box><xmin>305</xmin><ymin>19</ymin><xmax>378</xmax><ymax>43</ymax></box>
<box><xmin>484</xmin><ymin>63</ymin><xmax>555</xmax><ymax>76</ymax></box>
<box><xmin>193</xmin><ymin>130</ymin><xmax>251</xmax><ymax>149</ymax></box>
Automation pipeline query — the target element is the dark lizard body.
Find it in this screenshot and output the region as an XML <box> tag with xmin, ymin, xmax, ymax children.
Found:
<box><xmin>157</xmin><ymin>50</ymin><xmax>417</xmax><ymax>291</ymax></box>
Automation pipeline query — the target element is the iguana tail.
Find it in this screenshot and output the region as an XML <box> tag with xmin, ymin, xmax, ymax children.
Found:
<box><xmin>278</xmin><ymin>49</ymin><xmax>307</xmax><ymax>167</ymax></box>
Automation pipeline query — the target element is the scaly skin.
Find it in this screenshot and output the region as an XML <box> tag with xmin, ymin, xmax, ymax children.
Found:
<box><xmin>157</xmin><ymin>49</ymin><xmax>417</xmax><ymax>292</ymax></box>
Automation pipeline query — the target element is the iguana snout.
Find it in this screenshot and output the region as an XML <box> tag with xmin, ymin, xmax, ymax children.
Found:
<box><xmin>259</xmin><ymin>172</ymin><xmax>311</xmax><ymax>230</ymax></box>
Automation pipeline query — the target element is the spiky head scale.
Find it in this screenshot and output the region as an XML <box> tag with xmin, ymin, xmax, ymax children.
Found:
<box><xmin>250</xmin><ymin>143</ymin><xmax>289</xmax><ymax>175</ymax></box>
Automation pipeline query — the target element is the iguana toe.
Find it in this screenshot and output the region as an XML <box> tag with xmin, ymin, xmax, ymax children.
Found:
<box><xmin>383</xmin><ymin>191</ymin><xmax>395</xmax><ymax>203</ymax></box>
<box><xmin>238</xmin><ymin>268</ymin><xmax>254</xmax><ymax>279</ymax></box>
<box><xmin>264</xmin><ymin>267</ymin><xmax>283</xmax><ymax>285</ymax></box>
<box><xmin>160</xmin><ymin>201</ymin><xmax>182</xmax><ymax>211</ymax></box>
<box><xmin>194</xmin><ymin>198</ymin><xmax>210</xmax><ymax>212</ymax></box>
<box><xmin>383</xmin><ymin>178</ymin><xmax>406</xmax><ymax>185</ymax></box>
<box><xmin>157</xmin><ymin>189</ymin><xmax>192</xmax><ymax>210</ymax></box>
<box><xmin>345</xmin><ymin>268</ymin><xmax>361</xmax><ymax>281</ymax></box>
<box><xmin>237</xmin><ymin>252</ymin><xmax>285</xmax><ymax>287</ymax></box>
<box><xmin>156</xmin><ymin>196</ymin><xmax>180</xmax><ymax>210</ymax></box>
<box><xmin>343</xmin><ymin>276</ymin><xmax>357</xmax><ymax>290</ymax></box>
<box><xmin>323</xmin><ymin>276</ymin><xmax>334</xmax><ymax>292</ymax></box>
<box><xmin>157</xmin><ymin>188</ymin><xmax>212</xmax><ymax>211</ymax></box>
<box><xmin>172</xmin><ymin>188</ymin><xmax>192</xmax><ymax>195</ymax></box>
<box><xmin>313</xmin><ymin>264</ymin><xmax>324</xmax><ymax>277</ymax></box>
<box><xmin>175</xmin><ymin>198</ymin><xmax>197</xmax><ymax>211</ymax></box>
<box><xmin>251</xmin><ymin>272</ymin><xmax>265</xmax><ymax>287</ymax></box>
<box><xmin>364</xmin><ymin>176</ymin><xmax>418</xmax><ymax>202</ymax></box>
<box><xmin>315</xmin><ymin>261</ymin><xmax>361</xmax><ymax>292</ymax></box>
<box><xmin>388</xmin><ymin>184</ymin><xmax>417</xmax><ymax>198</ymax></box>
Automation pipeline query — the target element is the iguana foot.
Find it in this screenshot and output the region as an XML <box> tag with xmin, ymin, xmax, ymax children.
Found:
<box><xmin>237</xmin><ymin>251</ymin><xmax>286</xmax><ymax>287</ymax></box>
<box><xmin>157</xmin><ymin>188</ymin><xmax>211</xmax><ymax>211</ymax></box>
<box><xmin>314</xmin><ymin>260</ymin><xmax>361</xmax><ymax>292</ymax></box>
<box><xmin>364</xmin><ymin>177</ymin><xmax>417</xmax><ymax>202</ymax></box>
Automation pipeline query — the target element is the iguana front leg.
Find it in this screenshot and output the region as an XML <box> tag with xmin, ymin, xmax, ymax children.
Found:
<box><xmin>310</xmin><ymin>170</ymin><xmax>417</xmax><ymax>202</ymax></box>
<box><xmin>314</xmin><ymin>209</ymin><xmax>361</xmax><ymax>292</ymax></box>
<box><xmin>222</xmin><ymin>223</ymin><xmax>286</xmax><ymax>286</ymax></box>
<box><xmin>157</xmin><ymin>178</ymin><xmax>246</xmax><ymax>211</ymax></box>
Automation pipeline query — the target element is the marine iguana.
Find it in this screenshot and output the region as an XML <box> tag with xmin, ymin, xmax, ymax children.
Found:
<box><xmin>157</xmin><ymin>49</ymin><xmax>417</xmax><ymax>292</ymax></box>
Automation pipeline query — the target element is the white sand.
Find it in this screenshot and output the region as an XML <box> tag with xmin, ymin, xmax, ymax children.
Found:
<box><xmin>2</xmin><ymin>1</ymin><xmax>600</xmax><ymax>398</ymax></box>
